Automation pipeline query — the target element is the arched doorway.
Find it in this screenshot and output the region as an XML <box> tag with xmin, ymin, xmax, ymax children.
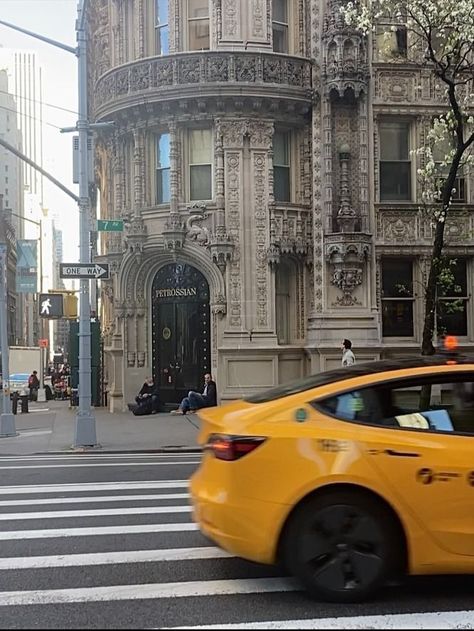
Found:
<box><xmin>152</xmin><ymin>263</ymin><xmax>211</xmax><ymax>405</ymax></box>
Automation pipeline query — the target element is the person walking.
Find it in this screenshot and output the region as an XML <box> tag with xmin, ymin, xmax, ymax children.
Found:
<box><xmin>171</xmin><ymin>373</ymin><xmax>217</xmax><ymax>415</ymax></box>
<box><xmin>341</xmin><ymin>339</ymin><xmax>356</xmax><ymax>367</ymax></box>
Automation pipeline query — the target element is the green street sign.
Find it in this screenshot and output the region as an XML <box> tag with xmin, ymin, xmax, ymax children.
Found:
<box><xmin>97</xmin><ymin>219</ymin><xmax>124</xmax><ymax>232</ymax></box>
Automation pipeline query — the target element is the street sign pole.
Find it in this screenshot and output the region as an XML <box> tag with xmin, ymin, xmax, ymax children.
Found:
<box><xmin>75</xmin><ymin>0</ymin><xmax>97</xmax><ymax>448</ymax></box>
<box><xmin>0</xmin><ymin>244</ymin><xmax>16</xmax><ymax>438</ymax></box>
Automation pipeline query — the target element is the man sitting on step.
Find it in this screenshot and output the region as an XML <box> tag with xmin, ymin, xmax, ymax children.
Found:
<box><xmin>171</xmin><ymin>373</ymin><xmax>217</xmax><ymax>415</ymax></box>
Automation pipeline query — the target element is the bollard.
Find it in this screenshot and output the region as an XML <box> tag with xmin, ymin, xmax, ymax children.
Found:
<box><xmin>20</xmin><ymin>395</ymin><xmax>29</xmax><ymax>413</ymax></box>
<box><xmin>11</xmin><ymin>392</ymin><xmax>18</xmax><ymax>415</ymax></box>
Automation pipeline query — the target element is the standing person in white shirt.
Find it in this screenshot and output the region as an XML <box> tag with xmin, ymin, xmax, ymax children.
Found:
<box><xmin>341</xmin><ymin>339</ymin><xmax>356</xmax><ymax>367</ymax></box>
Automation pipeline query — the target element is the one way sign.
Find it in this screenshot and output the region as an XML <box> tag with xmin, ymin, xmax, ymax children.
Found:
<box><xmin>60</xmin><ymin>263</ymin><xmax>110</xmax><ymax>280</ymax></box>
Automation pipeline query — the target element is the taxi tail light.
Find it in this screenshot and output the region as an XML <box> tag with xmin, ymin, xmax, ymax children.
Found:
<box><xmin>206</xmin><ymin>434</ymin><xmax>267</xmax><ymax>461</ymax></box>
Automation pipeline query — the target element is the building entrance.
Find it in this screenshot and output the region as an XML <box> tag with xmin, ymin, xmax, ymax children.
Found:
<box><xmin>152</xmin><ymin>263</ymin><xmax>210</xmax><ymax>405</ymax></box>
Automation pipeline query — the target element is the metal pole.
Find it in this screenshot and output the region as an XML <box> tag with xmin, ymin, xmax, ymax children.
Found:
<box><xmin>74</xmin><ymin>0</ymin><xmax>97</xmax><ymax>447</ymax></box>
<box><xmin>0</xmin><ymin>243</ymin><xmax>16</xmax><ymax>437</ymax></box>
<box><xmin>37</xmin><ymin>218</ymin><xmax>46</xmax><ymax>401</ymax></box>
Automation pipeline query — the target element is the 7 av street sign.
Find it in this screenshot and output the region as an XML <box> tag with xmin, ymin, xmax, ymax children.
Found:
<box><xmin>60</xmin><ymin>263</ymin><xmax>110</xmax><ymax>280</ymax></box>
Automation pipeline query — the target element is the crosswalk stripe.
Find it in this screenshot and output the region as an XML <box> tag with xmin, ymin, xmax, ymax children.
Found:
<box><xmin>0</xmin><ymin>505</ymin><xmax>191</xmax><ymax>520</ymax></box>
<box><xmin>0</xmin><ymin>461</ymin><xmax>199</xmax><ymax>469</ymax></box>
<box><xmin>0</xmin><ymin>480</ymin><xmax>189</xmax><ymax>494</ymax></box>
<box><xmin>162</xmin><ymin>610</ymin><xmax>474</xmax><ymax>629</ymax></box>
<box><xmin>0</xmin><ymin>546</ymin><xmax>233</xmax><ymax>569</ymax></box>
<box><xmin>0</xmin><ymin>577</ymin><xmax>299</xmax><ymax>606</ymax></box>
<box><xmin>0</xmin><ymin>522</ymin><xmax>199</xmax><ymax>540</ymax></box>
<box><xmin>0</xmin><ymin>493</ymin><xmax>189</xmax><ymax>506</ymax></box>
<box><xmin>0</xmin><ymin>454</ymin><xmax>200</xmax><ymax>461</ymax></box>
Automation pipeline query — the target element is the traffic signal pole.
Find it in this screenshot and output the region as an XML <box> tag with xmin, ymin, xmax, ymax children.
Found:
<box><xmin>74</xmin><ymin>0</ymin><xmax>96</xmax><ymax>447</ymax></box>
<box><xmin>0</xmin><ymin>2</ymin><xmax>113</xmax><ymax>447</ymax></box>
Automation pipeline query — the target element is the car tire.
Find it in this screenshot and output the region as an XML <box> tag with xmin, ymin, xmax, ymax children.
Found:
<box><xmin>282</xmin><ymin>490</ymin><xmax>401</xmax><ymax>603</ymax></box>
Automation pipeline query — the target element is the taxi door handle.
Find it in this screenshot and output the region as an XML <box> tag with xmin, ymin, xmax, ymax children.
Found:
<box><xmin>385</xmin><ymin>449</ymin><xmax>420</xmax><ymax>458</ymax></box>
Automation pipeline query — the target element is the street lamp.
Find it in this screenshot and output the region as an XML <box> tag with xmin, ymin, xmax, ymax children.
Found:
<box><xmin>0</xmin><ymin>1</ymin><xmax>113</xmax><ymax>447</ymax></box>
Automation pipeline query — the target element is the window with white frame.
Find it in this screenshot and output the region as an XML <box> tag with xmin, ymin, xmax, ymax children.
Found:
<box><xmin>188</xmin><ymin>0</ymin><xmax>210</xmax><ymax>50</ymax></box>
<box><xmin>272</xmin><ymin>0</ymin><xmax>289</xmax><ymax>53</ymax></box>
<box><xmin>382</xmin><ymin>258</ymin><xmax>414</xmax><ymax>337</ymax></box>
<box><xmin>155</xmin><ymin>133</ymin><xmax>171</xmax><ymax>204</ymax></box>
<box><xmin>379</xmin><ymin>121</ymin><xmax>412</xmax><ymax>201</ymax></box>
<box><xmin>436</xmin><ymin>259</ymin><xmax>468</xmax><ymax>337</ymax></box>
<box><xmin>155</xmin><ymin>0</ymin><xmax>169</xmax><ymax>55</ymax></box>
<box><xmin>189</xmin><ymin>129</ymin><xmax>212</xmax><ymax>200</ymax></box>
<box><xmin>273</xmin><ymin>131</ymin><xmax>291</xmax><ymax>202</ymax></box>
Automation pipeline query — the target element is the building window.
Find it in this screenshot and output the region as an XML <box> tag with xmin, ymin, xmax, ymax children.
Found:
<box><xmin>376</xmin><ymin>25</ymin><xmax>407</xmax><ymax>60</ymax></box>
<box><xmin>437</xmin><ymin>259</ymin><xmax>468</xmax><ymax>337</ymax></box>
<box><xmin>379</xmin><ymin>121</ymin><xmax>412</xmax><ymax>201</ymax></box>
<box><xmin>189</xmin><ymin>129</ymin><xmax>212</xmax><ymax>200</ymax></box>
<box><xmin>433</xmin><ymin>136</ymin><xmax>467</xmax><ymax>204</ymax></box>
<box><xmin>276</xmin><ymin>259</ymin><xmax>297</xmax><ymax>344</ymax></box>
<box><xmin>273</xmin><ymin>131</ymin><xmax>291</xmax><ymax>202</ymax></box>
<box><xmin>272</xmin><ymin>0</ymin><xmax>289</xmax><ymax>53</ymax></box>
<box><xmin>188</xmin><ymin>0</ymin><xmax>210</xmax><ymax>50</ymax></box>
<box><xmin>382</xmin><ymin>259</ymin><xmax>414</xmax><ymax>337</ymax></box>
<box><xmin>155</xmin><ymin>0</ymin><xmax>169</xmax><ymax>55</ymax></box>
<box><xmin>156</xmin><ymin>133</ymin><xmax>170</xmax><ymax>204</ymax></box>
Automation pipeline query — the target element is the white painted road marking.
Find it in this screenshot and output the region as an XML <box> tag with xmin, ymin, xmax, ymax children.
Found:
<box><xmin>0</xmin><ymin>522</ymin><xmax>199</xmax><ymax>540</ymax></box>
<box><xmin>0</xmin><ymin>461</ymin><xmax>199</xmax><ymax>469</ymax></box>
<box><xmin>0</xmin><ymin>577</ymin><xmax>299</xmax><ymax>606</ymax></box>
<box><xmin>0</xmin><ymin>505</ymin><xmax>191</xmax><ymax>520</ymax></box>
<box><xmin>163</xmin><ymin>610</ymin><xmax>474</xmax><ymax>629</ymax></box>
<box><xmin>0</xmin><ymin>546</ymin><xmax>233</xmax><ymax>570</ymax></box>
<box><xmin>0</xmin><ymin>480</ymin><xmax>189</xmax><ymax>494</ymax></box>
<box><xmin>0</xmin><ymin>493</ymin><xmax>189</xmax><ymax>506</ymax></box>
<box><xmin>0</xmin><ymin>453</ymin><xmax>200</xmax><ymax>460</ymax></box>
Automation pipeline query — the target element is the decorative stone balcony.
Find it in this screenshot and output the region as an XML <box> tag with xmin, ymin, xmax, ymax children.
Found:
<box><xmin>93</xmin><ymin>51</ymin><xmax>313</xmax><ymax>121</ymax></box>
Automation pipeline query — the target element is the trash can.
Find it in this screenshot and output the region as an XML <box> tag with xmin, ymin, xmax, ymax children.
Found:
<box><xmin>20</xmin><ymin>394</ymin><xmax>29</xmax><ymax>413</ymax></box>
<box><xmin>11</xmin><ymin>392</ymin><xmax>19</xmax><ymax>415</ymax></box>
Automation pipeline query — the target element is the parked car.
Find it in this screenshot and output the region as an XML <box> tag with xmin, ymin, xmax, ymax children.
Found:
<box><xmin>191</xmin><ymin>338</ymin><xmax>474</xmax><ymax>603</ymax></box>
<box><xmin>8</xmin><ymin>373</ymin><xmax>30</xmax><ymax>396</ymax></box>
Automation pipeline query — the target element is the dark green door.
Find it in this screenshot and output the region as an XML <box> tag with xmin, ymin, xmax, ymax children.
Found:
<box><xmin>152</xmin><ymin>263</ymin><xmax>210</xmax><ymax>405</ymax></box>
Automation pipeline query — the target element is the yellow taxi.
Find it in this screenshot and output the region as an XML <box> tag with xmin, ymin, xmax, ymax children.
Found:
<box><xmin>190</xmin><ymin>342</ymin><xmax>474</xmax><ymax>602</ymax></box>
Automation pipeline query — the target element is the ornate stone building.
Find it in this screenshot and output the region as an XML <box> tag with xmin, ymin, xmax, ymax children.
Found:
<box><xmin>87</xmin><ymin>0</ymin><xmax>474</xmax><ymax>411</ymax></box>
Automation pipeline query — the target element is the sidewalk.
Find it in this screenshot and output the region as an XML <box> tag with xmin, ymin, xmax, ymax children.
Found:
<box><xmin>0</xmin><ymin>400</ymin><xmax>201</xmax><ymax>455</ymax></box>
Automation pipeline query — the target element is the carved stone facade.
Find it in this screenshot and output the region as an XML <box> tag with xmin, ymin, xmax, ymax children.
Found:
<box><xmin>87</xmin><ymin>0</ymin><xmax>474</xmax><ymax>410</ymax></box>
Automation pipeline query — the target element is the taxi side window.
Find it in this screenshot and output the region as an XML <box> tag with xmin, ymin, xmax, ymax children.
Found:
<box><xmin>314</xmin><ymin>376</ymin><xmax>474</xmax><ymax>435</ymax></box>
<box><xmin>313</xmin><ymin>388</ymin><xmax>387</xmax><ymax>424</ymax></box>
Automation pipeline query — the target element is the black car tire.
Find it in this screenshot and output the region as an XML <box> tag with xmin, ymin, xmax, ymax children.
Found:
<box><xmin>282</xmin><ymin>490</ymin><xmax>400</xmax><ymax>603</ymax></box>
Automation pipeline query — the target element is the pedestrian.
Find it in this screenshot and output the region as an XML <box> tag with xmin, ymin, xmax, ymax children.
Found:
<box><xmin>341</xmin><ymin>339</ymin><xmax>356</xmax><ymax>367</ymax></box>
<box><xmin>28</xmin><ymin>370</ymin><xmax>40</xmax><ymax>401</ymax></box>
<box><xmin>129</xmin><ymin>376</ymin><xmax>161</xmax><ymax>415</ymax></box>
<box><xmin>171</xmin><ymin>373</ymin><xmax>217</xmax><ymax>415</ymax></box>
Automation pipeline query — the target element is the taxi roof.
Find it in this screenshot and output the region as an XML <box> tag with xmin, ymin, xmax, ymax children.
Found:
<box><xmin>244</xmin><ymin>354</ymin><xmax>474</xmax><ymax>404</ymax></box>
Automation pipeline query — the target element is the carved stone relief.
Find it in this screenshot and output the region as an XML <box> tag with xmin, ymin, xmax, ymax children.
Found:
<box><xmin>222</xmin><ymin>0</ymin><xmax>241</xmax><ymax>40</ymax></box>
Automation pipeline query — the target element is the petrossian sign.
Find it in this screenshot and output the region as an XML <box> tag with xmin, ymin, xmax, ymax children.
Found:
<box><xmin>154</xmin><ymin>287</ymin><xmax>198</xmax><ymax>298</ymax></box>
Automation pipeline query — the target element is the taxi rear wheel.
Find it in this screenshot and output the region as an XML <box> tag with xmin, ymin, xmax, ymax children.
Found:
<box><xmin>283</xmin><ymin>491</ymin><xmax>400</xmax><ymax>603</ymax></box>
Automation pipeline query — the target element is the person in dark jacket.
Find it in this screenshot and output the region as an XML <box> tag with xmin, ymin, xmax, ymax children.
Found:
<box><xmin>129</xmin><ymin>376</ymin><xmax>161</xmax><ymax>415</ymax></box>
<box><xmin>28</xmin><ymin>371</ymin><xmax>40</xmax><ymax>401</ymax></box>
<box><xmin>171</xmin><ymin>373</ymin><xmax>217</xmax><ymax>415</ymax></box>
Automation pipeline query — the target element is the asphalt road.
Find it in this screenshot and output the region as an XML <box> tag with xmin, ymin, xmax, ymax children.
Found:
<box><xmin>0</xmin><ymin>453</ymin><xmax>473</xmax><ymax>629</ymax></box>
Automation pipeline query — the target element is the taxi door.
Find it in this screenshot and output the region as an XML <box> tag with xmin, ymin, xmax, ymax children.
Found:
<box><xmin>362</xmin><ymin>424</ymin><xmax>474</xmax><ymax>556</ymax></box>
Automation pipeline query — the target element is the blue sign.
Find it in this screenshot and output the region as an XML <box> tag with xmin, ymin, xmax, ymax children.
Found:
<box><xmin>16</xmin><ymin>240</ymin><xmax>37</xmax><ymax>293</ymax></box>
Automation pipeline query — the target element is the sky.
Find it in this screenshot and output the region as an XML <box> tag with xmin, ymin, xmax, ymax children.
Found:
<box><xmin>0</xmin><ymin>0</ymin><xmax>79</xmax><ymax>263</ymax></box>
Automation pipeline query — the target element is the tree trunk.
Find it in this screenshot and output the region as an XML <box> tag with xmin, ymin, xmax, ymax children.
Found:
<box><xmin>421</xmin><ymin>149</ymin><xmax>464</xmax><ymax>356</ymax></box>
